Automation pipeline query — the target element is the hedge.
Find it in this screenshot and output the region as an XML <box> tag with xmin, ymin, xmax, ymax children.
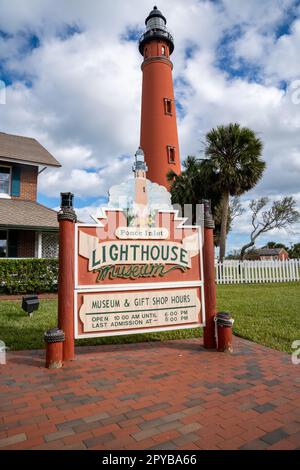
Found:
<box><xmin>0</xmin><ymin>259</ymin><xmax>58</xmax><ymax>294</ymax></box>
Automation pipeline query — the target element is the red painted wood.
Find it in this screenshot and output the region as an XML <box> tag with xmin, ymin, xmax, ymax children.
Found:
<box><xmin>58</xmin><ymin>219</ymin><xmax>75</xmax><ymax>361</ymax></box>
<box><xmin>45</xmin><ymin>342</ymin><xmax>63</xmax><ymax>369</ymax></box>
<box><xmin>217</xmin><ymin>325</ymin><xmax>233</xmax><ymax>353</ymax></box>
<box><xmin>203</xmin><ymin>227</ymin><xmax>217</xmax><ymax>349</ymax></box>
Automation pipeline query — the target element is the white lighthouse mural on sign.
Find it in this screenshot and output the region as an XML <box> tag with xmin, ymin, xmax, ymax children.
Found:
<box><xmin>107</xmin><ymin>147</ymin><xmax>172</xmax><ymax>229</ymax></box>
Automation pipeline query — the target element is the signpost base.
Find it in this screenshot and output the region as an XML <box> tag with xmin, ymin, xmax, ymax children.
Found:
<box><xmin>44</xmin><ymin>327</ymin><xmax>65</xmax><ymax>369</ymax></box>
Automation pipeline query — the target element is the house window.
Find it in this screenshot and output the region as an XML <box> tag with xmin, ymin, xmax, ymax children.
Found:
<box><xmin>41</xmin><ymin>232</ymin><xmax>59</xmax><ymax>258</ymax></box>
<box><xmin>144</xmin><ymin>47</ymin><xmax>148</xmax><ymax>58</ymax></box>
<box><xmin>0</xmin><ymin>166</ymin><xmax>11</xmax><ymax>197</ymax></box>
<box><xmin>0</xmin><ymin>231</ymin><xmax>7</xmax><ymax>258</ymax></box>
<box><xmin>167</xmin><ymin>146</ymin><xmax>176</xmax><ymax>163</ymax></box>
<box><xmin>161</xmin><ymin>45</ymin><xmax>166</xmax><ymax>56</ymax></box>
<box><xmin>164</xmin><ymin>98</ymin><xmax>172</xmax><ymax>115</ymax></box>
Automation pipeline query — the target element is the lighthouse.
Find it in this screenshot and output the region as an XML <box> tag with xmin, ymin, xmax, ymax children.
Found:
<box><xmin>133</xmin><ymin>147</ymin><xmax>148</xmax><ymax>207</ymax></box>
<box><xmin>138</xmin><ymin>6</ymin><xmax>181</xmax><ymax>189</ymax></box>
<box><xmin>132</xmin><ymin>147</ymin><xmax>149</xmax><ymax>227</ymax></box>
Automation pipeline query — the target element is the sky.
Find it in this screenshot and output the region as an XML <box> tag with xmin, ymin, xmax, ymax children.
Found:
<box><xmin>0</xmin><ymin>0</ymin><xmax>300</xmax><ymax>253</ymax></box>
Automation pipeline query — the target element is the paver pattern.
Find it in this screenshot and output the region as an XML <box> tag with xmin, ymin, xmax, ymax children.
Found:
<box><xmin>0</xmin><ymin>337</ymin><xmax>300</xmax><ymax>450</ymax></box>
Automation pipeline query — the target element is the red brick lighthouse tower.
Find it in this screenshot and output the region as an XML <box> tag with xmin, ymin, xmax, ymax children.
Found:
<box><xmin>139</xmin><ymin>6</ymin><xmax>181</xmax><ymax>189</ymax></box>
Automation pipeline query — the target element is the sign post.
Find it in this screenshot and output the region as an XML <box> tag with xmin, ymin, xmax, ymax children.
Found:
<box><xmin>57</xmin><ymin>192</ymin><xmax>77</xmax><ymax>361</ymax></box>
<box><xmin>202</xmin><ymin>200</ymin><xmax>217</xmax><ymax>349</ymax></box>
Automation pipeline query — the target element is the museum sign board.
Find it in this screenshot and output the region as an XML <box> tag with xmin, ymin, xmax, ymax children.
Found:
<box><xmin>74</xmin><ymin>208</ymin><xmax>205</xmax><ymax>338</ymax></box>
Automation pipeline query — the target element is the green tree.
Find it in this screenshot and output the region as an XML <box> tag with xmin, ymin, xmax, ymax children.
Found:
<box><xmin>204</xmin><ymin>123</ymin><xmax>265</xmax><ymax>261</ymax></box>
<box><xmin>288</xmin><ymin>243</ymin><xmax>300</xmax><ymax>259</ymax></box>
<box><xmin>240</xmin><ymin>197</ymin><xmax>300</xmax><ymax>259</ymax></box>
<box><xmin>167</xmin><ymin>156</ymin><xmax>242</xmax><ymax>245</ymax></box>
<box><xmin>263</xmin><ymin>241</ymin><xmax>288</xmax><ymax>250</ymax></box>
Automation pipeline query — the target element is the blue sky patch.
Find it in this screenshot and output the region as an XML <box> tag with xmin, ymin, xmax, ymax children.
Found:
<box><xmin>120</xmin><ymin>26</ymin><xmax>143</xmax><ymax>42</ymax></box>
<box><xmin>38</xmin><ymin>194</ymin><xmax>108</xmax><ymax>210</ymax></box>
<box><xmin>184</xmin><ymin>42</ymin><xmax>198</xmax><ymax>60</ymax></box>
<box><xmin>118</xmin><ymin>154</ymin><xmax>131</xmax><ymax>161</ymax></box>
<box><xmin>278</xmin><ymin>80</ymin><xmax>288</xmax><ymax>91</ymax></box>
<box><xmin>28</xmin><ymin>33</ymin><xmax>40</xmax><ymax>49</ymax></box>
<box><xmin>175</xmin><ymin>100</ymin><xmax>185</xmax><ymax>120</ymax></box>
<box><xmin>0</xmin><ymin>64</ymin><xmax>13</xmax><ymax>86</ymax></box>
<box><xmin>0</xmin><ymin>31</ymin><xmax>40</xmax><ymax>86</ymax></box>
<box><xmin>38</xmin><ymin>194</ymin><xmax>60</xmax><ymax>209</ymax></box>
<box><xmin>57</xmin><ymin>23</ymin><xmax>82</xmax><ymax>40</ymax></box>
<box><xmin>274</xmin><ymin>1</ymin><xmax>300</xmax><ymax>39</ymax></box>
<box><xmin>216</xmin><ymin>25</ymin><xmax>265</xmax><ymax>83</ymax></box>
<box><xmin>0</xmin><ymin>29</ymin><xmax>13</xmax><ymax>40</ymax></box>
<box><xmin>224</xmin><ymin>59</ymin><xmax>262</xmax><ymax>83</ymax></box>
<box><xmin>1</xmin><ymin>68</ymin><xmax>33</xmax><ymax>87</ymax></box>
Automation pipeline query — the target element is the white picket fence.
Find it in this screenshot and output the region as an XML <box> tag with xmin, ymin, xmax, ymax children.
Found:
<box><xmin>215</xmin><ymin>259</ymin><xmax>300</xmax><ymax>284</ymax></box>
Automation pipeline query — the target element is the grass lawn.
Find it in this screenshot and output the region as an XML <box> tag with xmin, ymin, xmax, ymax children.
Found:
<box><xmin>217</xmin><ymin>282</ymin><xmax>300</xmax><ymax>353</ymax></box>
<box><xmin>0</xmin><ymin>282</ymin><xmax>299</xmax><ymax>353</ymax></box>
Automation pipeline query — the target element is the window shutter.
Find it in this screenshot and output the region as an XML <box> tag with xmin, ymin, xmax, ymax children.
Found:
<box><xmin>11</xmin><ymin>165</ymin><xmax>21</xmax><ymax>197</ymax></box>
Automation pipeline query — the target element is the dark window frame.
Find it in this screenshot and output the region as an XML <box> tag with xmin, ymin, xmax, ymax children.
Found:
<box><xmin>167</xmin><ymin>146</ymin><xmax>176</xmax><ymax>164</ymax></box>
<box><xmin>0</xmin><ymin>229</ymin><xmax>8</xmax><ymax>258</ymax></box>
<box><xmin>164</xmin><ymin>98</ymin><xmax>173</xmax><ymax>115</ymax></box>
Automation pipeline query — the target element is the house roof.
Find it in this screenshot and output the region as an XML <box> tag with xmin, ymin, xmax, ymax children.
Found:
<box><xmin>0</xmin><ymin>199</ymin><xmax>59</xmax><ymax>230</ymax></box>
<box><xmin>0</xmin><ymin>132</ymin><xmax>61</xmax><ymax>168</ymax></box>
<box><xmin>256</xmin><ymin>248</ymin><xmax>286</xmax><ymax>256</ymax></box>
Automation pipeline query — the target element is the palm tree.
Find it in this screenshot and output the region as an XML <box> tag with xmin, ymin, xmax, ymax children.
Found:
<box><xmin>167</xmin><ymin>156</ymin><xmax>204</xmax><ymax>219</ymax></box>
<box><xmin>167</xmin><ymin>156</ymin><xmax>230</xmax><ymax>239</ymax></box>
<box><xmin>204</xmin><ymin>123</ymin><xmax>265</xmax><ymax>261</ymax></box>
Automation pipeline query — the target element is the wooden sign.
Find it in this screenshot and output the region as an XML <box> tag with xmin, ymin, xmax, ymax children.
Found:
<box><xmin>74</xmin><ymin>208</ymin><xmax>205</xmax><ymax>338</ymax></box>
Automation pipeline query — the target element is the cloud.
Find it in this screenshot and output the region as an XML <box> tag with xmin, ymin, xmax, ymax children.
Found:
<box><xmin>75</xmin><ymin>202</ymin><xmax>104</xmax><ymax>224</ymax></box>
<box><xmin>39</xmin><ymin>155</ymin><xmax>132</xmax><ymax>198</ymax></box>
<box><xmin>107</xmin><ymin>177</ymin><xmax>172</xmax><ymax>210</ymax></box>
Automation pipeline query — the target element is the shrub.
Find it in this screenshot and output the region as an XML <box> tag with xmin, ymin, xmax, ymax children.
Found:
<box><xmin>0</xmin><ymin>259</ymin><xmax>58</xmax><ymax>294</ymax></box>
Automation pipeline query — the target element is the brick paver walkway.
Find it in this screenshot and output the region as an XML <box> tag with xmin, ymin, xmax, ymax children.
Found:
<box><xmin>0</xmin><ymin>337</ymin><xmax>300</xmax><ymax>450</ymax></box>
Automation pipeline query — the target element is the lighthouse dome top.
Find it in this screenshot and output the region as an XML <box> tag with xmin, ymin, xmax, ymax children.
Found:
<box><xmin>133</xmin><ymin>147</ymin><xmax>148</xmax><ymax>172</ymax></box>
<box><xmin>135</xmin><ymin>147</ymin><xmax>145</xmax><ymax>160</ymax></box>
<box><xmin>139</xmin><ymin>6</ymin><xmax>174</xmax><ymax>55</ymax></box>
<box><xmin>145</xmin><ymin>6</ymin><xmax>167</xmax><ymax>25</ymax></box>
